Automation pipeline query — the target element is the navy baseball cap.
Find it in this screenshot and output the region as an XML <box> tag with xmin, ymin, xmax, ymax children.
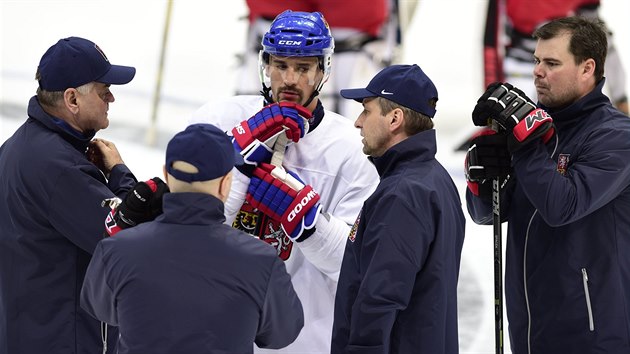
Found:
<box><xmin>37</xmin><ymin>37</ymin><xmax>136</xmax><ymax>91</ymax></box>
<box><xmin>166</xmin><ymin>124</ymin><xmax>244</xmax><ymax>183</ymax></box>
<box><xmin>340</xmin><ymin>64</ymin><xmax>438</xmax><ymax>118</ymax></box>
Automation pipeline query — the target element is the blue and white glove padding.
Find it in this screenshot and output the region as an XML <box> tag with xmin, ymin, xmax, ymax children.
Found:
<box><xmin>246</xmin><ymin>163</ymin><xmax>321</xmax><ymax>242</ymax></box>
<box><xmin>471</xmin><ymin>82</ymin><xmax>555</xmax><ymax>152</ymax></box>
<box><xmin>231</xmin><ymin>102</ymin><xmax>311</xmax><ymax>165</ymax></box>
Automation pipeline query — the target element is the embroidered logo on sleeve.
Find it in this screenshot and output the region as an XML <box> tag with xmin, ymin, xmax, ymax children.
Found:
<box><xmin>556</xmin><ymin>154</ymin><xmax>570</xmax><ymax>175</ymax></box>
<box><xmin>348</xmin><ymin>211</ymin><xmax>361</xmax><ymax>242</ymax></box>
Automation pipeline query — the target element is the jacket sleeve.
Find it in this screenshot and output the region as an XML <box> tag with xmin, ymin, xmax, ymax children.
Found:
<box><xmin>512</xmin><ymin>125</ymin><xmax>630</xmax><ymax>226</ymax></box>
<box><xmin>224</xmin><ymin>168</ymin><xmax>250</xmax><ymax>225</ymax></box>
<box><xmin>344</xmin><ymin>195</ymin><xmax>430</xmax><ymax>352</ymax></box>
<box><xmin>48</xmin><ymin>162</ymin><xmax>136</xmax><ymax>254</ymax></box>
<box><xmin>255</xmin><ymin>257</ymin><xmax>304</xmax><ymax>349</ymax></box>
<box><xmin>465</xmin><ymin>180</ymin><xmax>513</xmax><ymax>225</ymax></box>
<box><xmin>80</xmin><ymin>241</ymin><xmax>118</xmax><ymax>325</ymax></box>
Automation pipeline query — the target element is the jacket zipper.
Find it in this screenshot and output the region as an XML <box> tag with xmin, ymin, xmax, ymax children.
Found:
<box><xmin>581</xmin><ymin>268</ymin><xmax>595</xmax><ymax>331</ymax></box>
<box><xmin>524</xmin><ymin>211</ymin><xmax>537</xmax><ymax>354</ymax></box>
<box><xmin>524</xmin><ymin>132</ymin><xmax>561</xmax><ymax>353</ymax></box>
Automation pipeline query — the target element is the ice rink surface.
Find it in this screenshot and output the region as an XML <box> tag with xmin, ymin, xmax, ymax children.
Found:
<box><xmin>2</xmin><ymin>1</ymin><xmax>629</xmax><ymax>353</ymax></box>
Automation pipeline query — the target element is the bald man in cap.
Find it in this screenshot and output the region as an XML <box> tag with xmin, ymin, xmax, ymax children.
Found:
<box><xmin>81</xmin><ymin>123</ymin><xmax>304</xmax><ymax>354</ymax></box>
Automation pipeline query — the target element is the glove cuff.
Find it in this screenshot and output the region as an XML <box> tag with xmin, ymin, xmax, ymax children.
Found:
<box><xmin>104</xmin><ymin>209</ymin><xmax>123</xmax><ymax>236</ymax></box>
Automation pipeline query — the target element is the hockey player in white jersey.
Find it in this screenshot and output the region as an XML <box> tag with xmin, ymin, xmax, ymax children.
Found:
<box><xmin>190</xmin><ymin>10</ymin><xmax>379</xmax><ymax>353</ymax></box>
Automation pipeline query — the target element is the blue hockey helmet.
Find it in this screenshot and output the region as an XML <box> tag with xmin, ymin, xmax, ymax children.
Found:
<box><xmin>262</xmin><ymin>10</ymin><xmax>335</xmax><ymax>57</ymax></box>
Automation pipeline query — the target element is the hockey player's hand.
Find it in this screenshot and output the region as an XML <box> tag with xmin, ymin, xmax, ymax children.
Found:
<box><xmin>231</xmin><ymin>102</ymin><xmax>311</xmax><ymax>165</ymax></box>
<box><xmin>471</xmin><ymin>82</ymin><xmax>555</xmax><ymax>152</ymax></box>
<box><xmin>104</xmin><ymin>177</ymin><xmax>170</xmax><ymax>236</ymax></box>
<box><xmin>246</xmin><ymin>163</ymin><xmax>321</xmax><ymax>242</ymax></box>
<box><xmin>465</xmin><ymin>129</ymin><xmax>512</xmax><ymax>201</ymax></box>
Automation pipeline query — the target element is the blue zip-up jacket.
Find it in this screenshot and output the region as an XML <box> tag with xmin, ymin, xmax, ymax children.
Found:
<box><xmin>0</xmin><ymin>96</ymin><xmax>137</xmax><ymax>354</ymax></box>
<box><xmin>467</xmin><ymin>80</ymin><xmax>630</xmax><ymax>354</ymax></box>
<box><xmin>81</xmin><ymin>192</ymin><xmax>304</xmax><ymax>354</ymax></box>
<box><xmin>332</xmin><ymin>130</ymin><xmax>466</xmax><ymax>354</ymax></box>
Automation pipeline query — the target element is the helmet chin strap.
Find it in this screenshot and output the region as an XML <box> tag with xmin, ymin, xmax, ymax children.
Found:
<box><xmin>301</xmin><ymin>87</ymin><xmax>321</xmax><ymax>109</ymax></box>
<box><xmin>260</xmin><ymin>84</ymin><xmax>273</xmax><ymax>105</ymax></box>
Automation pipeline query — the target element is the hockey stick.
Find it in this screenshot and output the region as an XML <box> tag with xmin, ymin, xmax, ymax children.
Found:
<box><xmin>269</xmin><ymin>132</ymin><xmax>303</xmax><ymax>191</ymax></box>
<box><xmin>492</xmin><ymin>120</ymin><xmax>504</xmax><ymax>354</ymax></box>
<box><xmin>145</xmin><ymin>0</ymin><xmax>173</xmax><ymax>146</ymax></box>
<box><xmin>270</xmin><ymin>132</ymin><xmax>288</xmax><ymax>168</ymax></box>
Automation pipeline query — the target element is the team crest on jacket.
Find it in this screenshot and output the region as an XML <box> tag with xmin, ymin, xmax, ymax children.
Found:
<box><xmin>556</xmin><ymin>154</ymin><xmax>570</xmax><ymax>175</ymax></box>
<box><xmin>233</xmin><ymin>202</ymin><xmax>293</xmax><ymax>260</ymax></box>
<box><xmin>348</xmin><ymin>211</ymin><xmax>361</xmax><ymax>242</ymax></box>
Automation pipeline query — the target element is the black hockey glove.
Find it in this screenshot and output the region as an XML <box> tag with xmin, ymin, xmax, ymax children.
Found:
<box><xmin>472</xmin><ymin>82</ymin><xmax>556</xmax><ymax>153</ymax></box>
<box><xmin>465</xmin><ymin>129</ymin><xmax>512</xmax><ymax>201</ymax></box>
<box><xmin>104</xmin><ymin>177</ymin><xmax>170</xmax><ymax>236</ymax></box>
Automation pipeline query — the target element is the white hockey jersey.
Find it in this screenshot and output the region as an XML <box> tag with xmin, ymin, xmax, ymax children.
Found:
<box><xmin>190</xmin><ymin>95</ymin><xmax>379</xmax><ymax>353</ymax></box>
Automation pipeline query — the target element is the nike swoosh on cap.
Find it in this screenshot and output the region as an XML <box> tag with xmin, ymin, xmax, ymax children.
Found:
<box><xmin>381</xmin><ymin>89</ymin><xmax>394</xmax><ymax>95</ymax></box>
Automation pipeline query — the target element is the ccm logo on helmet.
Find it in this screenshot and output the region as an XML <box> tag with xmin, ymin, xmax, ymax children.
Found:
<box><xmin>278</xmin><ymin>40</ymin><xmax>302</xmax><ymax>46</ymax></box>
<box><xmin>287</xmin><ymin>190</ymin><xmax>317</xmax><ymax>222</ymax></box>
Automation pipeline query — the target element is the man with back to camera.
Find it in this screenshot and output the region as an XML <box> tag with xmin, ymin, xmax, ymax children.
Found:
<box><xmin>0</xmin><ymin>36</ymin><xmax>137</xmax><ymax>354</ymax></box>
<box><xmin>81</xmin><ymin>123</ymin><xmax>303</xmax><ymax>353</ymax></box>
<box><xmin>190</xmin><ymin>10</ymin><xmax>380</xmax><ymax>353</ymax></box>
<box><xmin>466</xmin><ymin>16</ymin><xmax>630</xmax><ymax>353</ymax></box>
<box><xmin>331</xmin><ymin>64</ymin><xmax>466</xmax><ymax>354</ymax></box>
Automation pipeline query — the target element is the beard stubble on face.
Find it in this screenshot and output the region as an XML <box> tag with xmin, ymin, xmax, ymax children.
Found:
<box><xmin>276</xmin><ymin>85</ymin><xmax>304</xmax><ymax>104</ymax></box>
<box><xmin>536</xmin><ymin>84</ymin><xmax>581</xmax><ymax>109</ymax></box>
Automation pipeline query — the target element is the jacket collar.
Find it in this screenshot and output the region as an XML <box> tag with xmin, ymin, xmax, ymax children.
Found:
<box><xmin>27</xmin><ymin>96</ymin><xmax>95</xmax><ymax>152</ymax></box>
<box><xmin>538</xmin><ymin>79</ymin><xmax>611</xmax><ymax>127</ymax></box>
<box><xmin>370</xmin><ymin>129</ymin><xmax>437</xmax><ymax>177</ymax></box>
<box><xmin>157</xmin><ymin>192</ymin><xmax>226</xmax><ymax>225</ymax></box>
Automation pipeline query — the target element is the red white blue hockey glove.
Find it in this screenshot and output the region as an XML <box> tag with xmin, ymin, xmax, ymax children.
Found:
<box><xmin>103</xmin><ymin>177</ymin><xmax>169</xmax><ymax>236</ymax></box>
<box><xmin>465</xmin><ymin>129</ymin><xmax>512</xmax><ymax>201</ymax></box>
<box><xmin>471</xmin><ymin>82</ymin><xmax>555</xmax><ymax>152</ymax></box>
<box><xmin>246</xmin><ymin>163</ymin><xmax>321</xmax><ymax>242</ymax></box>
<box><xmin>231</xmin><ymin>102</ymin><xmax>311</xmax><ymax>165</ymax></box>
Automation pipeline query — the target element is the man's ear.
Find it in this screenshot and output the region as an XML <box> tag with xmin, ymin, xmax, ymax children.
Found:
<box><xmin>389</xmin><ymin>108</ymin><xmax>404</xmax><ymax>133</ymax></box>
<box><xmin>581</xmin><ymin>58</ymin><xmax>596</xmax><ymax>78</ymax></box>
<box><xmin>163</xmin><ymin>165</ymin><xmax>169</xmax><ymax>184</ymax></box>
<box><xmin>63</xmin><ymin>88</ymin><xmax>80</xmax><ymax>114</ymax></box>
<box><xmin>219</xmin><ymin>171</ymin><xmax>233</xmax><ymax>201</ymax></box>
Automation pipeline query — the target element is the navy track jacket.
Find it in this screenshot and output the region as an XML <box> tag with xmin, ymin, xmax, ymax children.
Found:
<box><xmin>467</xmin><ymin>80</ymin><xmax>630</xmax><ymax>354</ymax></box>
<box><xmin>332</xmin><ymin>130</ymin><xmax>466</xmax><ymax>354</ymax></box>
<box><xmin>0</xmin><ymin>96</ymin><xmax>137</xmax><ymax>354</ymax></box>
<box><xmin>81</xmin><ymin>192</ymin><xmax>304</xmax><ymax>354</ymax></box>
